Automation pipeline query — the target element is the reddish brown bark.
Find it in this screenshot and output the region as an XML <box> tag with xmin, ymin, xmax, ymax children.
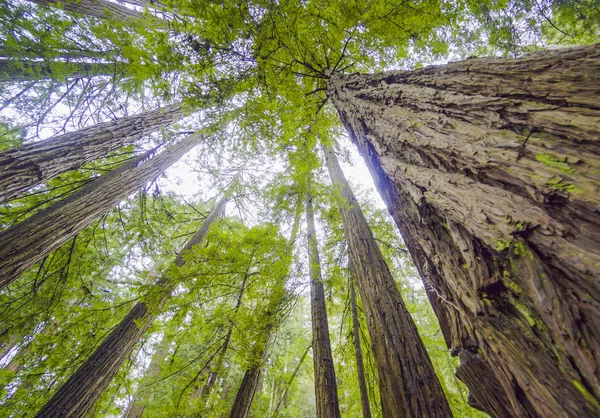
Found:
<box><xmin>329</xmin><ymin>44</ymin><xmax>600</xmax><ymax>417</ymax></box>
<box><xmin>0</xmin><ymin>132</ymin><xmax>201</xmax><ymax>291</ymax></box>
<box><xmin>27</xmin><ymin>0</ymin><xmax>145</xmax><ymax>21</ymax></box>
<box><xmin>34</xmin><ymin>193</ymin><xmax>229</xmax><ymax>417</ymax></box>
<box><xmin>349</xmin><ymin>270</ymin><xmax>372</xmax><ymax>418</ymax></box>
<box><xmin>0</xmin><ymin>103</ymin><xmax>183</xmax><ymax>203</ymax></box>
<box><xmin>323</xmin><ymin>145</ymin><xmax>452</xmax><ymax>418</ymax></box>
<box><xmin>305</xmin><ymin>176</ymin><xmax>341</xmax><ymax>418</ymax></box>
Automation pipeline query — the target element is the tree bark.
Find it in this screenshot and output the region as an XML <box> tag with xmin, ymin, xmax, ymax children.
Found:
<box><xmin>0</xmin><ymin>131</ymin><xmax>201</xmax><ymax>291</ymax></box>
<box><xmin>34</xmin><ymin>192</ymin><xmax>230</xmax><ymax>418</ymax></box>
<box><xmin>0</xmin><ymin>103</ymin><xmax>183</xmax><ymax>203</ymax></box>
<box><xmin>349</xmin><ymin>270</ymin><xmax>372</xmax><ymax>418</ymax></box>
<box><xmin>305</xmin><ymin>176</ymin><xmax>341</xmax><ymax>418</ymax></box>
<box><xmin>228</xmin><ymin>200</ymin><xmax>302</xmax><ymax>418</ymax></box>
<box><xmin>27</xmin><ymin>0</ymin><xmax>145</xmax><ymax>21</ymax></box>
<box><xmin>122</xmin><ymin>306</ymin><xmax>189</xmax><ymax>418</ymax></box>
<box><xmin>328</xmin><ymin>44</ymin><xmax>600</xmax><ymax>417</ymax></box>
<box><xmin>0</xmin><ymin>59</ymin><xmax>125</xmax><ymax>82</ymax></box>
<box><xmin>323</xmin><ymin>145</ymin><xmax>452</xmax><ymax>418</ymax></box>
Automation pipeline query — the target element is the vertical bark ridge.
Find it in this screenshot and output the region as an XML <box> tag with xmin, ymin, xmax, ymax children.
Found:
<box><xmin>323</xmin><ymin>144</ymin><xmax>452</xmax><ymax>418</ymax></box>
<box><xmin>34</xmin><ymin>191</ymin><xmax>230</xmax><ymax>417</ymax></box>
<box><xmin>328</xmin><ymin>44</ymin><xmax>600</xmax><ymax>417</ymax></box>
<box><xmin>0</xmin><ymin>132</ymin><xmax>202</xmax><ymax>291</ymax></box>
<box><xmin>26</xmin><ymin>0</ymin><xmax>146</xmax><ymax>21</ymax></box>
<box><xmin>349</xmin><ymin>269</ymin><xmax>372</xmax><ymax>418</ymax></box>
<box><xmin>305</xmin><ymin>175</ymin><xmax>341</xmax><ymax>418</ymax></box>
<box><xmin>0</xmin><ymin>103</ymin><xmax>183</xmax><ymax>203</ymax></box>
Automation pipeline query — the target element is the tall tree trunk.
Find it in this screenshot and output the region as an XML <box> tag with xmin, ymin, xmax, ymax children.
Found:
<box><xmin>328</xmin><ymin>44</ymin><xmax>600</xmax><ymax>417</ymax></box>
<box><xmin>0</xmin><ymin>103</ymin><xmax>183</xmax><ymax>203</ymax></box>
<box><xmin>228</xmin><ymin>363</ymin><xmax>263</xmax><ymax>418</ymax></box>
<box><xmin>27</xmin><ymin>0</ymin><xmax>145</xmax><ymax>21</ymax></box>
<box><xmin>323</xmin><ymin>145</ymin><xmax>452</xmax><ymax>418</ymax></box>
<box><xmin>349</xmin><ymin>269</ymin><xmax>372</xmax><ymax>418</ymax></box>
<box><xmin>122</xmin><ymin>306</ymin><xmax>189</xmax><ymax>418</ymax></box>
<box><xmin>34</xmin><ymin>192</ymin><xmax>230</xmax><ymax>418</ymax></box>
<box><xmin>0</xmin><ymin>132</ymin><xmax>201</xmax><ymax>291</ymax></box>
<box><xmin>305</xmin><ymin>176</ymin><xmax>341</xmax><ymax>418</ymax></box>
<box><xmin>0</xmin><ymin>59</ymin><xmax>125</xmax><ymax>82</ymax></box>
<box><xmin>228</xmin><ymin>200</ymin><xmax>302</xmax><ymax>418</ymax></box>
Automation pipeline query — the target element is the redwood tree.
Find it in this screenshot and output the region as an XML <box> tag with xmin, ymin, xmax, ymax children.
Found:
<box><xmin>328</xmin><ymin>44</ymin><xmax>600</xmax><ymax>417</ymax></box>
<box><xmin>323</xmin><ymin>145</ymin><xmax>452</xmax><ymax>418</ymax></box>
<box><xmin>305</xmin><ymin>175</ymin><xmax>341</xmax><ymax>418</ymax></box>
<box><xmin>34</xmin><ymin>192</ymin><xmax>230</xmax><ymax>418</ymax></box>
<box><xmin>0</xmin><ymin>102</ymin><xmax>183</xmax><ymax>203</ymax></box>
<box><xmin>26</xmin><ymin>0</ymin><xmax>146</xmax><ymax>21</ymax></box>
<box><xmin>0</xmin><ymin>132</ymin><xmax>202</xmax><ymax>291</ymax></box>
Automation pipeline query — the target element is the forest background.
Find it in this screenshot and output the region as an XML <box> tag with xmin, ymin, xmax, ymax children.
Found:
<box><xmin>0</xmin><ymin>0</ymin><xmax>598</xmax><ymax>417</ymax></box>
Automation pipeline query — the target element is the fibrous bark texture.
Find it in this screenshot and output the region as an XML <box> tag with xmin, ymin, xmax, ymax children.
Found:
<box><xmin>0</xmin><ymin>103</ymin><xmax>183</xmax><ymax>203</ymax></box>
<box><xmin>0</xmin><ymin>132</ymin><xmax>201</xmax><ymax>291</ymax></box>
<box><xmin>349</xmin><ymin>272</ymin><xmax>372</xmax><ymax>418</ymax></box>
<box><xmin>0</xmin><ymin>59</ymin><xmax>124</xmax><ymax>82</ymax></box>
<box><xmin>35</xmin><ymin>193</ymin><xmax>229</xmax><ymax>418</ymax></box>
<box><xmin>27</xmin><ymin>0</ymin><xmax>145</xmax><ymax>21</ymax></box>
<box><xmin>305</xmin><ymin>178</ymin><xmax>341</xmax><ymax>418</ymax></box>
<box><xmin>324</xmin><ymin>145</ymin><xmax>452</xmax><ymax>418</ymax></box>
<box><xmin>228</xmin><ymin>365</ymin><xmax>263</xmax><ymax>418</ymax></box>
<box><xmin>329</xmin><ymin>44</ymin><xmax>600</xmax><ymax>417</ymax></box>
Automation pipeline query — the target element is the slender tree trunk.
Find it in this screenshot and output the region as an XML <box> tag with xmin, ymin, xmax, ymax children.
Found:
<box><xmin>270</xmin><ymin>343</ymin><xmax>311</xmax><ymax>418</ymax></box>
<box><xmin>34</xmin><ymin>192</ymin><xmax>230</xmax><ymax>418</ymax></box>
<box><xmin>27</xmin><ymin>0</ymin><xmax>145</xmax><ymax>21</ymax></box>
<box><xmin>0</xmin><ymin>133</ymin><xmax>202</xmax><ymax>291</ymax></box>
<box><xmin>199</xmin><ymin>268</ymin><xmax>249</xmax><ymax>408</ymax></box>
<box><xmin>328</xmin><ymin>44</ymin><xmax>600</xmax><ymax>417</ymax></box>
<box><xmin>123</xmin><ymin>307</ymin><xmax>189</xmax><ymax>418</ymax></box>
<box><xmin>349</xmin><ymin>270</ymin><xmax>372</xmax><ymax>418</ymax></box>
<box><xmin>0</xmin><ymin>103</ymin><xmax>183</xmax><ymax>203</ymax></box>
<box><xmin>228</xmin><ymin>201</ymin><xmax>302</xmax><ymax>418</ymax></box>
<box><xmin>323</xmin><ymin>145</ymin><xmax>452</xmax><ymax>418</ymax></box>
<box><xmin>305</xmin><ymin>176</ymin><xmax>341</xmax><ymax>418</ymax></box>
<box><xmin>0</xmin><ymin>59</ymin><xmax>125</xmax><ymax>82</ymax></box>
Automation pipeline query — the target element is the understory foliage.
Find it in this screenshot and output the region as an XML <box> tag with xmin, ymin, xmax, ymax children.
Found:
<box><xmin>0</xmin><ymin>0</ymin><xmax>596</xmax><ymax>416</ymax></box>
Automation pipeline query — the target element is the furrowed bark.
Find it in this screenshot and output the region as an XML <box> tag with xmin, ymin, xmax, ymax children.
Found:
<box><xmin>34</xmin><ymin>192</ymin><xmax>230</xmax><ymax>418</ymax></box>
<box><xmin>0</xmin><ymin>132</ymin><xmax>201</xmax><ymax>291</ymax></box>
<box><xmin>27</xmin><ymin>0</ymin><xmax>145</xmax><ymax>21</ymax></box>
<box><xmin>328</xmin><ymin>44</ymin><xmax>600</xmax><ymax>417</ymax></box>
<box><xmin>0</xmin><ymin>103</ymin><xmax>183</xmax><ymax>203</ymax></box>
<box><xmin>305</xmin><ymin>175</ymin><xmax>341</xmax><ymax>418</ymax></box>
<box><xmin>323</xmin><ymin>145</ymin><xmax>452</xmax><ymax>418</ymax></box>
<box><xmin>0</xmin><ymin>59</ymin><xmax>125</xmax><ymax>82</ymax></box>
<box><xmin>349</xmin><ymin>269</ymin><xmax>372</xmax><ymax>418</ymax></box>
<box><xmin>228</xmin><ymin>362</ymin><xmax>264</xmax><ymax>418</ymax></box>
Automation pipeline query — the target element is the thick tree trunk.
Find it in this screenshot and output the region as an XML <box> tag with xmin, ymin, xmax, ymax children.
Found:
<box><xmin>34</xmin><ymin>193</ymin><xmax>229</xmax><ymax>418</ymax></box>
<box><xmin>305</xmin><ymin>177</ymin><xmax>341</xmax><ymax>418</ymax></box>
<box><xmin>228</xmin><ymin>365</ymin><xmax>263</xmax><ymax>418</ymax></box>
<box><xmin>27</xmin><ymin>0</ymin><xmax>145</xmax><ymax>21</ymax></box>
<box><xmin>323</xmin><ymin>145</ymin><xmax>452</xmax><ymax>418</ymax></box>
<box><xmin>123</xmin><ymin>307</ymin><xmax>188</xmax><ymax>418</ymax></box>
<box><xmin>0</xmin><ymin>103</ymin><xmax>183</xmax><ymax>203</ymax></box>
<box><xmin>0</xmin><ymin>59</ymin><xmax>124</xmax><ymax>82</ymax></box>
<box><xmin>349</xmin><ymin>271</ymin><xmax>372</xmax><ymax>418</ymax></box>
<box><xmin>328</xmin><ymin>44</ymin><xmax>600</xmax><ymax>417</ymax></box>
<box><xmin>0</xmin><ymin>132</ymin><xmax>202</xmax><ymax>291</ymax></box>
